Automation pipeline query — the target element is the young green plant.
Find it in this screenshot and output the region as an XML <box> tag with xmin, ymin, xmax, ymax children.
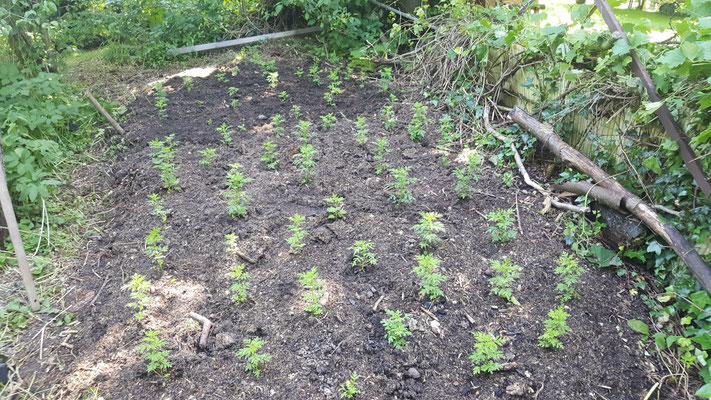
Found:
<box><xmin>324</xmin><ymin>194</ymin><xmax>346</xmax><ymax>220</ymax></box>
<box><xmin>320</xmin><ymin>113</ymin><xmax>337</xmax><ymax>130</ymax></box>
<box><xmin>412</xmin><ymin>254</ymin><xmax>447</xmax><ymax>300</ymax></box>
<box><xmin>145</xmin><ymin>227</ymin><xmax>168</xmax><ymax>269</ymax></box>
<box><xmin>271</xmin><ymin>114</ymin><xmax>284</xmax><ymax>137</ymax></box>
<box><xmin>148</xmin><ymin>193</ymin><xmax>171</xmax><ymax>224</ymax></box>
<box><xmin>260</xmin><ymin>141</ymin><xmax>279</xmax><ymax>170</ymax></box>
<box><xmin>153</xmin><ymin>82</ymin><xmax>168</xmax><ymax>119</ymax></box>
<box><xmin>412</xmin><ymin>212</ymin><xmax>445</xmax><ymax>250</ymax></box>
<box><xmin>407</xmin><ymin>102</ymin><xmax>430</xmax><ymax>142</ymax></box>
<box><xmin>148</xmin><ymin>134</ymin><xmax>180</xmax><ymax>191</ymax></box>
<box><xmin>216</xmin><ymin>123</ymin><xmax>234</xmax><ymax>146</ymax></box>
<box><xmin>287</xmin><ymin>214</ymin><xmax>308</xmax><ymax>254</ymax></box>
<box><xmin>293</xmin><ymin>144</ymin><xmax>317</xmax><ymax>184</ymax></box>
<box><xmin>340</xmin><ymin>372</ymin><xmax>360</xmax><ymax>399</ymax></box>
<box><xmin>489</xmin><ymin>257</ymin><xmax>521</xmax><ymax>305</ymax></box>
<box><xmin>469</xmin><ymin>332</ymin><xmax>504</xmax><ymax>375</ymax></box>
<box><xmin>224</xmin><ymin>163</ymin><xmax>253</xmax><ymax>218</ymax></box>
<box><xmin>350</xmin><ymin>241</ymin><xmax>377</xmax><ymax>271</ymax></box>
<box><xmin>198</xmin><ymin>148</ymin><xmax>217</xmax><ymax>165</ymax></box>
<box><xmin>236</xmin><ymin>338</ymin><xmax>272</xmax><ymax>377</ymax></box>
<box><xmin>229</xmin><ymin>264</ymin><xmax>250</xmax><ymax>305</ymax></box>
<box><xmin>381</xmin><ymin>309</ymin><xmax>412</xmax><ymax>349</ymax></box>
<box><xmin>538</xmin><ymin>305</ymin><xmax>571</xmax><ymax>349</ymax></box>
<box><xmin>486</xmin><ymin>208</ymin><xmax>517</xmax><ymax>243</ymax></box>
<box><xmin>123</xmin><ymin>274</ymin><xmax>153</xmax><ymax>321</ymax></box>
<box><xmin>353</xmin><ymin>116</ymin><xmax>368</xmax><ymax>146</ymax></box>
<box><xmin>298</xmin><ymin>266</ymin><xmax>325</xmax><ymax>316</ymax></box>
<box><xmin>137</xmin><ymin>330</ymin><xmax>172</xmax><ymax>377</ymax></box>
<box><xmin>554</xmin><ymin>252</ymin><xmax>585</xmax><ymax>303</ymax></box>
<box><xmin>388</xmin><ymin>167</ymin><xmax>417</xmax><ymax>208</ymax></box>
<box><xmin>454</xmin><ymin>152</ymin><xmax>483</xmax><ymax>199</ymax></box>
<box><xmin>372</xmin><ymin>139</ymin><xmax>391</xmax><ymax>175</ymax></box>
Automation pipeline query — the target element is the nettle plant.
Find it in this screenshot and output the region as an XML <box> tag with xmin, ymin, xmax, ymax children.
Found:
<box><xmin>320</xmin><ymin>113</ymin><xmax>337</xmax><ymax>131</ymax></box>
<box><xmin>216</xmin><ymin>123</ymin><xmax>234</xmax><ymax>146</ymax></box>
<box><xmin>486</xmin><ymin>208</ymin><xmax>516</xmax><ymax>243</ymax></box>
<box><xmin>123</xmin><ymin>273</ymin><xmax>153</xmax><ymax>321</ymax></box>
<box><xmin>145</xmin><ymin>227</ymin><xmax>168</xmax><ymax>269</ymax></box>
<box><xmin>148</xmin><ymin>134</ymin><xmax>180</xmax><ymax>191</ymax></box>
<box><xmin>339</xmin><ymin>371</ymin><xmax>361</xmax><ymax>399</ymax></box>
<box><xmin>260</xmin><ymin>141</ymin><xmax>279</xmax><ymax>170</ymax></box>
<box><xmin>437</xmin><ymin>113</ymin><xmax>461</xmax><ymax>146</ymax></box>
<box><xmin>489</xmin><ymin>257</ymin><xmax>521</xmax><ymax>306</ymax></box>
<box><xmin>224</xmin><ymin>163</ymin><xmax>253</xmax><ymax>218</ymax></box>
<box><xmin>287</xmin><ymin>214</ymin><xmax>308</xmax><ymax>254</ymax></box>
<box><xmin>412</xmin><ymin>254</ymin><xmax>447</xmax><ymax>300</ymax></box>
<box><xmin>554</xmin><ymin>252</ymin><xmax>585</xmax><ymax>303</ymax></box>
<box><xmin>353</xmin><ymin>116</ymin><xmax>368</xmax><ymax>146</ymax></box>
<box><xmin>454</xmin><ymin>152</ymin><xmax>483</xmax><ymax>199</ymax></box>
<box><xmin>379</xmin><ymin>67</ymin><xmax>393</xmax><ymax>93</ymax></box>
<box><xmin>237</xmin><ymin>337</ymin><xmax>272</xmax><ymax>377</ymax></box>
<box><xmin>229</xmin><ymin>264</ymin><xmax>250</xmax><ymax>305</ymax></box>
<box><xmin>381</xmin><ymin>309</ymin><xmax>412</xmax><ymax>349</ymax></box>
<box><xmin>291</xmin><ymin>105</ymin><xmax>302</xmax><ymax>120</ymax></box>
<box><xmin>198</xmin><ymin>148</ymin><xmax>217</xmax><ymax>165</ymax></box>
<box><xmin>388</xmin><ymin>167</ymin><xmax>417</xmax><ymax>208</ymax></box>
<box><xmin>350</xmin><ymin>240</ymin><xmax>377</xmax><ymax>272</ymax></box>
<box><xmin>271</xmin><ymin>114</ymin><xmax>284</xmax><ymax>137</ymax></box>
<box><xmin>470</xmin><ymin>332</ymin><xmax>504</xmax><ymax>375</ymax></box>
<box><xmin>137</xmin><ymin>330</ymin><xmax>172</xmax><ymax>377</ymax></box>
<box><xmin>407</xmin><ymin>102</ymin><xmax>430</xmax><ymax>142</ymax></box>
<box><xmin>412</xmin><ymin>212</ymin><xmax>445</xmax><ymax>250</ymax></box>
<box><xmin>381</xmin><ymin>104</ymin><xmax>397</xmax><ymax>130</ymax></box>
<box><xmin>153</xmin><ymin>82</ymin><xmax>168</xmax><ymax>119</ymax></box>
<box><xmin>372</xmin><ymin>139</ymin><xmax>391</xmax><ymax>175</ymax></box>
<box><xmin>538</xmin><ymin>305</ymin><xmax>571</xmax><ymax>349</ymax></box>
<box><xmin>148</xmin><ymin>193</ymin><xmax>171</xmax><ymax>224</ymax></box>
<box><xmin>293</xmin><ymin>144</ymin><xmax>317</xmax><ymax>184</ymax></box>
<box><xmin>293</xmin><ymin>120</ymin><xmax>314</xmax><ymax>143</ymax></box>
<box><xmin>324</xmin><ymin>194</ymin><xmax>346</xmax><ymax>220</ymax></box>
<box><xmin>298</xmin><ymin>266</ymin><xmax>325</xmax><ymax>316</ymax></box>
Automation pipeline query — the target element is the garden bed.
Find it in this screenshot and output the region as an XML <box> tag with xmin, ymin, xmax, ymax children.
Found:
<box><xmin>21</xmin><ymin>48</ymin><xmax>658</xmax><ymax>399</ymax></box>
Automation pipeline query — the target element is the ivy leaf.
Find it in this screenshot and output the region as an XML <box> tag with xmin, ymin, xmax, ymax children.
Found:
<box><xmin>658</xmin><ymin>48</ymin><xmax>687</xmax><ymax>68</ymax></box>
<box><xmin>647</xmin><ymin>240</ymin><xmax>662</xmax><ymax>255</ymax></box>
<box><xmin>696</xmin><ymin>384</ymin><xmax>711</xmax><ymax>398</ymax></box>
<box><xmin>627</xmin><ymin>319</ymin><xmax>649</xmax><ymax>336</ymax></box>
<box><xmin>692</xmin><ymin>334</ymin><xmax>711</xmax><ymax>350</ymax></box>
<box><xmin>612</xmin><ymin>39</ymin><xmax>631</xmax><ymax>56</ymax></box>
<box><xmin>643</xmin><ymin>155</ymin><xmax>661</xmax><ymax>174</ymax></box>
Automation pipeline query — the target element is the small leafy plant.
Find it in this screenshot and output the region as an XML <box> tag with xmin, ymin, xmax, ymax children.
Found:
<box><xmin>228</xmin><ymin>86</ymin><xmax>240</xmax><ymax>97</ymax></box>
<box><xmin>407</xmin><ymin>102</ymin><xmax>430</xmax><ymax>142</ymax></box>
<box><xmin>224</xmin><ymin>163</ymin><xmax>253</xmax><ymax>218</ymax></box>
<box><xmin>153</xmin><ymin>82</ymin><xmax>168</xmax><ymax>119</ymax></box>
<box><xmin>350</xmin><ymin>240</ymin><xmax>377</xmax><ymax>271</ymax></box>
<box><xmin>123</xmin><ymin>274</ymin><xmax>153</xmax><ymax>321</ymax></box>
<box><xmin>381</xmin><ymin>105</ymin><xmax>397</xmax><ymax>130</ymax></box>
<box><xmin>379</xmin><ymin>67</ymin><xmax>393</xmax><ymax>93</ymax></box>
<box><xmin>298</xmin><ymin>266</ymin><xmax>325</xmax><ymax>316</ymax></box>
<box><xmin>267</xmin><ymin>72</ymin><xmax>279</xmax><ymax>88</ymax></box>
<box><xmin>486</xmin><ymin>208</ymin><xmax>516</xmax><ymax>243</ymax></box>
<box><xmin>148</xmin><ymin>193</ymin><xmax>171</xmax><ymax>224</ymax></box>
<box><xmin>293</xmin><ymin>144</ymin><xmax>317</xmax><ymax>184</ymax></box>
<box><xmin>388</xmin><ymin>167</ymin><xmax>417</xmax><ymax>208</ymax></box>
<box><xmin>469</xmin><ymin>332</ymin><xmax>504</xmax><ymax>375</ymax></box>
<box><xmin>454</xmin><ymin>152</ymin><xmax>483</xmax><ymax>199</ymax></box>
<box><xmin>279</xmin><ymin>91</ymin><xmax>289</xmax><ymax>102</ymax></box>
<box><xmin>538</xmin><ymin>305</ymin><xmax>571</xmax><ymax>349</ymax></box>
<box><xmin>324</xmin><ymin>194</ymin><xmax>346</xmax><ymax>219</ymax></box>
<box><xmin>216</xmin><ymin>72</ymin><xmax>228</xmax><ymax>83</ymax></box>
<box><xmin>308</xmin><ymin>59</ymin><xmax>322</xmax><ymax>85</ymax></box>
<box><xmin>216</xmin><ymin>123</ymin><xmax>234</xmax><ymax>146</ymax></box>
<box><xmin>237</xmin><ymin>337</ymin><xmax>272</xmax><ymax>377</ymax></box>
<box><xmin>372</xmin><ymin>139</ymin><xmax>391</xmax><ymax>175</ymax></box>
<box><xmin>324</xmin><ymin>85</ymin><xmax>343</xmax><ymax>107</ymax></box>
<box><xmin>182</xmin><ymin>76</ymin><xmax>193</xmax><ymax>91</ymax></box>
<box><xmin>412</xmin><ymin>254</ymin><xmax>447</xmax><ymax>300</ymax></box>
<box><xmin>293</xmin><ymin>120</ymin><xmax>314</xmax><ymax>143</ymax></box>
<box><xmin>489</xmin><ymin>257</ymin><xmax>521</xmax><ymax>305</ymax></box>
<box><xmin>295</xmin><ymin>67</ymin><xmax>304</xmax><ymax>78</ymax></box>
<box><xmin>353</xmin><ymin>116</ymin><xmax>368</xmax><ymax>146</ymax></box>
<box><xmin>148</xmin><ymin>134</ymin><xmax>180</xmax><ymax>191</ymax></box>
<box><xmin>412</xmin><ymin>212</ymin><xmax>445</xmax><ymax>250</ymax></box>
<box><xmin>229</xmin><ymin>264</ymin><xmax>250</xmax><ymax>305</ymax></box>
<box><xmin>137</xmin><ymin>330</ymin><xmax>172</xmax><ymax>377</ymax></box>
<box><xmin>260</xmin><ymin>141</ymin><xmax>279</xmax><ymax>170</ymax></box>
<box><xmin>287</xmin><ymin>214</ymin><xmax>308</xmax><ymax>254</ymax></box>
<box><xmin>291</xmin><ymin>104</ymin><xmax>302</xmax><ymax>120</ymax></box>
<box><xmin>198</xmin><ymin>147</ymin><xmax>217</xmax><ymax>165</ymax></box>
<box><xmin>320</xmin><ymin>113</ymin><xmax>337</xmax><ymax>130</ymax></box>
<box><xmin>437</xmin><ymin>113</ymin><xmax>460</xmax><ymax>146</ymax></box>
<box><xmin>381</xmin><ymin>309</ymin><xmax>412</xmax><ymax>349</ymax></box>
<box><xmin>145</xmin><ymin>227</ymin><xmax>168</xmax><ymax>269</ymax></box>
<box><xmin>340</xmin><ymin>371</ymin><xmax>360</xmax><ymax>399</ymax></box>
<box><xmin>231</xmin><ymin>98</ymin><xmax>240</xmax><ymax>108</ymax></box>
<box><xmin>271</xmin><ymin>114</ymin><xmax>284</xmax><ymax>137</ymax></box>
<box><xmin>554</xmin><ymin>252</ymin><xmax>585</xmax><ymax>303</ymax></box>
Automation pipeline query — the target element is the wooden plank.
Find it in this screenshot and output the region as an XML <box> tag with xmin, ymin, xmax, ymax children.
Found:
<box><xmin>171</xmin><ymin>27</ymin><xmax>321</xmax><ymax>55</ymax></box>
<box><xmin>593</xmin><ymin>0</ymin><xmax>711</xmax><ymax>198</ymax></box>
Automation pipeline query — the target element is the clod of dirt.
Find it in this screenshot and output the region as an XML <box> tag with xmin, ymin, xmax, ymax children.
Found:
<box><xmin>313</xmin><ymin>226</ymin><xmax>333</xmax><ymax>244</ymax></box>
<box><xmin>406</xmin><ymin>367</ymin><xmax>421</xmax><ymax>379</ymax></box>
<box><xmin>215</xmin><ymin>332</ymin><xmax>237</xmax><ymax>350</ymax></box>
<box><xmin>429</xmin><ymin>319</ymin><xmax>442</xmax><ymax>337</ymax></box>
<box><xmin>505</xmin><ymin>381</ymin><xmax>534</xmax><ymax>396</ymax></box>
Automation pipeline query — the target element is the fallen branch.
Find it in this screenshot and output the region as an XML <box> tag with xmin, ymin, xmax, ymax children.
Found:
<box><xmin>372</xmin><ymin>294</ymin><xmax>385</xmax><ymax>312</ymax></box>
<box><xmin>85</xmin><ymin>91</ymin><xmax>125</xmax><ymax>135</ymax></box>
<box><xmin>483</xmin><ymin>103</ymin><xmax>586</xmax><ymax>214</ymax></box>
<box><xmin>235</xmin><ymin>249</ymin><xmax>257</xmax><ymax>265</ymax></box>
<box><xmin>510</xmin><ymin>106</ymin><xmax>711</xmax><ymax>293</ymax></box>
<box><xmin>189</xmin><ymin>312</ymin><xmax>214</xmax><ymax>349</ymax></box>
<box><xmin>171</xmin><ymin>27</ymin><xmax>321</xmax><ymax>55</ymax></box>
<box><xmin>420</xmin><ymin>306</ymin><xmax>439</xmax><ymax>321</ymax></box>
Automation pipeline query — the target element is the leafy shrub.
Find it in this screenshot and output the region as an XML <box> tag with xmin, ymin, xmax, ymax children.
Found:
<box><xmin>298</xmin><ymin>266</ymin><xmax>325</xmax><ymax>315</ymax></box>
<box><xmin>381</xmin><ymin>309</ymin><xmax>412</xmax><ymax>349</ymax></box>
<box><xmin>412</xmin><ymin>212</ymin><xmax>445</xmax><ymax>250</ymax></box>
<box><xmin>237</xmin><ymin>337</ymin><xmax>272</xmax><ymax>377</ymax></box>
<box><xmin>350</xmin><ymin>240</ymin><xmax>377</xmax><ymax>271</ymax></box>
<box><xmin>229</xmin><ymin>264</ymin><xmax>250</xmax><ymax>305</ymax></box>
<box><xmin>538</xmin><ymin>306</ymin><xmax>571</xmax><ymax>349</ymax></box>
<box><xmin>412</xmin><ymin>254</ymin><xmax>447</xmax><ymax>300</ymax></box>
<box><xmin>137</xmin><ymin>330</ymin><xmax>172</xmax><ymax>377</ymax></box>
<box><xmin>470</xmin><ymin>332</ymin><xmax>504</xmax><ymax>374</ymax></box>
<box><xmin>489</xmin><ymin>257</ymin><xmax>521</xmax><ymax>305</ymax></box>
<box><xmin>486</xmin><ymin>208</ymin><xmax>516</xmax><ymax>243</ymax></box>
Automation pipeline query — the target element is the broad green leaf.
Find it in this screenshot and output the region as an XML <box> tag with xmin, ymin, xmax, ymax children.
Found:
<box><xmin>696</xmin><ymin>383</ymin><xmax>711</xmax><ymax>398</ymax></box>
<box><xmin>681</xmin><ymin>41</ymin><xmax>701</xmax><ymax>61</ymax></box>
<box><xmin>692</xmin><ymin>334</ymin><xmax>711</xmax><ymax>350</ymax></box>
<box><xmin>658</xmin><ymin>48</ymin><xmax>687</xmax><ymax>68</ymax></box>
<box><xmin>647</xmin><ymin>240</ymin><xmax>662</xmax><ymax>255</ymax></box>
<box><xmin>691</xmin><ymin>290</ymin><xmax>711</xmax><ymax>309</ymax></box>
<box><xmin>627</xmin><ymin>319</ymin><xmax>649</xmax><ymax>336</ymax></box>
<box><xmin>643</xmin><ymin>155</ymin><xmax>661</xmax><ymax>174</ymax></box>
<box><xmin>612</xmin><ymin>39</ymin><xmax>631</xmax><ymax>56</ymax></box>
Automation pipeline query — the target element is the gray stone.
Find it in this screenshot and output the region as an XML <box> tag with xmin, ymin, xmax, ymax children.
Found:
<box><xmin>406</xmin><ymin>367</ymin><xmax>421</xmax><ymax>379</ymax></box>
<box><xmin>215</xmin><ymin>332</ymin><xmax>237</xmax><ymax>350</ymax></box>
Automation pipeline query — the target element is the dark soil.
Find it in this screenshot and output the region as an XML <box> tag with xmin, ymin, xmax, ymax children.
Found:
<box><xmin>19</xmin><ymin>50</ymin><xmax>659</xmax><ymax>399</ymax></box>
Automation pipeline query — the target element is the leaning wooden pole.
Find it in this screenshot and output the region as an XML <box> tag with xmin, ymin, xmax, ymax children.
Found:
<box><xmin>0</xmin><ymin>144</ymin><xmax>40</xmax><ymax>311</ymax></box>
<box><xmin>509</xmin><ymin>106</ymin><xmax>711</xmax><ymax>293</ymax></box>
<box><xmin>85</xmin><ymin>91</ymin><xmax>125</xmax><ymax>135</ymax></box>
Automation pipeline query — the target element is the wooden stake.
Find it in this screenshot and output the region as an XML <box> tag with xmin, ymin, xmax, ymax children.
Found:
<box><xmin>189</xmin><ymin>312</ymin><xmax>214</xmax><ymax>349</ymax></box>
<box><xmin>85</xmin><ymin>91</ymin><xmax>125</xmax><ymax>135</ymax></box>
<box><xmin>171</xmin><ymin>27</ymin><xmax>321</xmax><ymax>55</ymax></box>
<box><xmin>0</xmin><ymin>146</ymin><xmax>40</xmax><ymax>311</ymax></box>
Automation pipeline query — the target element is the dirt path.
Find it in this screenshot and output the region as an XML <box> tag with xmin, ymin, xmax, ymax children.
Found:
<box><xmin>19</xmin><ymin>50</ymin><xmax>657</xmax><ymax>399</ymax></box>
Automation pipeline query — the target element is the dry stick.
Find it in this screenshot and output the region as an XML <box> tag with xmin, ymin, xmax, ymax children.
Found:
<box><xmin>420</xmin><ymin>306</ymin><xmax>439</xmax><ymax>321</ymax></box>
<box><xmin>235</xmin><ymin>249</ymin><xmax>257</xmax><ymax>265</ymax></box>
<box><xmin>90</xmin><ymin>276</ymin><xmax>110</xmax><ymax>306</ymax></box>
<box><xmin>0</xmin><ymin>146</ymin><xmax>40</xmax><ymax>311</ymax></box>
<box><xmin>372</xmin><ymin>294</ymin><xmax>385</xmax><ymax>312</ymax></box>
<box><xmin>84</xmin><ymin>91</ymin><xmax>126</xmax><ymax>135</ymax></box>
<box><xmin>189</xmin><ymin>312</ymin><xmax>214</xmax><ymax>349</ymax></box>
<box><xmin>510</xmin><ymin>106</ymin><xmax>711</xmax><ymax>293</ymax></box>
<box><xmin>483</xmin><ymin>104</ymin><xmax>588</xmax><ymax>214</ymax></box>
<box><xmin>515</xmin><ymin>192</ymin><xmax>523</xmax><ymax>235</ymax></box>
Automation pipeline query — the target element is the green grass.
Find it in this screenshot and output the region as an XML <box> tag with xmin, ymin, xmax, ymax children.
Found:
<box><xmin>612</xmin><ymin>8</ymin><xmax>682</xmax><ymax>31</ymax></box>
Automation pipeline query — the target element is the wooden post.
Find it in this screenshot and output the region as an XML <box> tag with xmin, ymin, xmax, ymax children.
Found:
<box><xmin>593</xmin><ymin>0</ymin><xmax>711</xmax><ymax>198</ymax></box>
<box><xmin>171</xmin><ymin>27</ymin><xmax>321</xmax><ymax>55</ymax></box>
<box><xmin>0</xmin><ymin>144</ymin><xmax>40</xmax><ymax>311</ymax></box>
